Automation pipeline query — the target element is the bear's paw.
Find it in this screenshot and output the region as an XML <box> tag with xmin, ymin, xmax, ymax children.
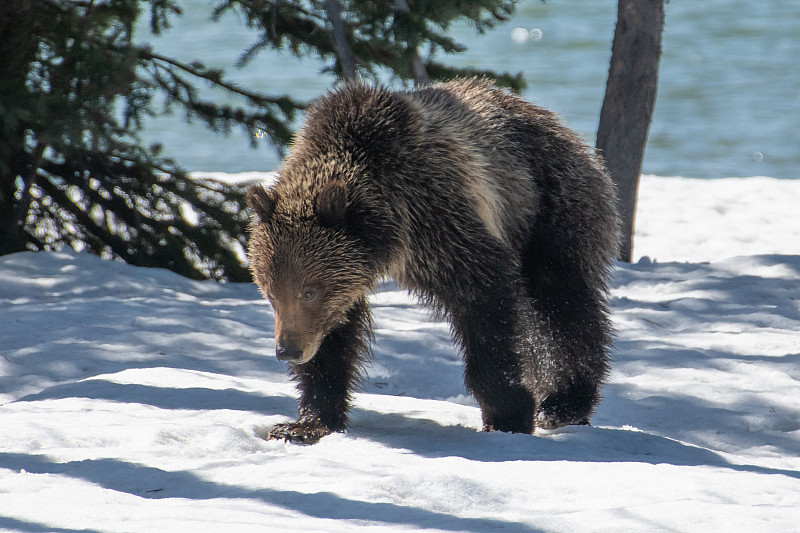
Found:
<box><xmin>263</xmin><ymin>421</ymin><xmax>334</xmax><ymax>445</ymax></box>
<box><xmin>535</xmin><ymin>407</ymin><xmax>590</xmax><ymax>431</ymax></box>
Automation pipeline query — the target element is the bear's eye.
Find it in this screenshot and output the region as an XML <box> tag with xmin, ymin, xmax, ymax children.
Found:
<box><xmin>301</xmin><ymin>289</ymin><xmax>317</xmax><ymax>301</ymax></box>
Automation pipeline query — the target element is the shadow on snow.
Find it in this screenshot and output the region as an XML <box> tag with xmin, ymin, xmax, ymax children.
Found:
<box><xmin>0</xmin><ymin>452</ymin><xmax>544</xmax><ymax>533</ymax></box>
<box><xmin>14</xmin><ymin>380</ymin><xmax>297</xmax><ymax>416</ymax></box>
<box><xmin>0</xmin><ymin>516</ymin><xmax>104</xmax><ymax>533</ymax></box>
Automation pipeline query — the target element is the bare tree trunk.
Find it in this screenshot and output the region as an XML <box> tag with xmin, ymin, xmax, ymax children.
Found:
<box><xmin>394</xmin><ymin>0</ymin><xmax>430</xmax><ymax>86</ymax></box>
<box><xmin>596</xmin><ymin>0</ymin><xmax>664</xmax><ymax>262</ymax></box>
<box><xmin>409</xmin><ymin>52</ymin><xmax>430</xmax><ymax>87</ymax></box>
<box><xmin>324</xmin><ymin>0</ymin><xmax>358</xmax><ymax>81</ymax></box>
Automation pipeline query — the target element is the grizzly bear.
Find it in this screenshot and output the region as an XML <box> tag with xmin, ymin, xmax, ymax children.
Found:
<box><xmin>246</xmin><ymin>78</ymin><xmax>619</xmax><ymax>444</ymax></box>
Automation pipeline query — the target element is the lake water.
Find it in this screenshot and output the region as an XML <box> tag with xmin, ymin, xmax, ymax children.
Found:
<box><xmin>137</xmin><ymin>0</ymin><xmax>799</xmax><ymax>179</ymax></box>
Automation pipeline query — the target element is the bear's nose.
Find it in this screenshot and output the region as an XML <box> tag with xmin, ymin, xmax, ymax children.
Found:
<box><xmin>276</xmin><ymin>341</ymin><xmax>303</xmax><ymax>361</ymax></box>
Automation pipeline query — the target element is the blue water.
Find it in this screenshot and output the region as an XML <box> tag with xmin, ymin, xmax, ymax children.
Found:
<box><xmin>137</xmin><ymin>0</ymin><xmax>799</xmax><ymax>178</ymax></box>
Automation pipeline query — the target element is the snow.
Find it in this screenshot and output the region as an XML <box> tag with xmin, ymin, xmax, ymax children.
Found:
<box><xmin>1</xmin><ymin>174</ymin><xmax>799</xmax><ymax>532</ymax></box>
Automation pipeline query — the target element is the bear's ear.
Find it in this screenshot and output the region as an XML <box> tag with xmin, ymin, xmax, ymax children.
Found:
<box><xmin>315</xmin><ymin>180</ymin><xmax>348</xmax><ymax>227</ymax></box>
<box><xmin>246</xmin><ymin>185</ymin><xmax>277</xmax><ymax>224</ymax></box>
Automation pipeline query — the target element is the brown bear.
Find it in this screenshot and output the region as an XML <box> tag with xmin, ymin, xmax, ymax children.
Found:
<box><xmin>246</xmin><ymin>78</ymin><xmax>619</xmax><ymax>444</ymax></box>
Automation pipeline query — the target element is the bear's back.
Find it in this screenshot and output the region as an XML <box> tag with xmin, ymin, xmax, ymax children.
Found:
<box><xmin>403</xmin><ymin>79</ymin><xmax>546</xmax><ymax>248</ymax></box>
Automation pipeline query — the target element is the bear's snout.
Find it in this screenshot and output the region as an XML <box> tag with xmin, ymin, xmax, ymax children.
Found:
<box><xmin>276</xmin><ymin>338</ymin><xmax>303</xmax><ymax>362</ymax></box>
<box><xmin>275</xmin><ymin>329</ymin><xmax>323</xmax><ymax>364</ymax></box>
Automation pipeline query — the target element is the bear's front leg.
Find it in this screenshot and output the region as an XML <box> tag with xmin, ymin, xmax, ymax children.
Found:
<box><xmin>265</xmin><ymin>298</ymin><xmax>372</xmax><ymax>445</ymax></box>
<box><xmin>446</xmin><ymin>281</ymin><xmax>538</xmax><ymax>435</ymax></box>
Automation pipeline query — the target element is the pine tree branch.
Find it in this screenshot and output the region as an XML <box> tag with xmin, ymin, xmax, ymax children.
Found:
<box><xmin>143</xmin><ymin>59</ymin><xmax>296</xmax><ymax>147</ymax></box>
<box><xmin>138</xmin><ymin>48</ymin><xmax>301</xmax><ymax>113</ymax></box>
<box><xmin>41</xmin><ymin>162</ymin><xmax>140</xmax><ymax>231</ymax></box>
<box><xmin>35</xmin><ymin>176</ymin><xmax>136</xmax><ymax>261</ymax></box>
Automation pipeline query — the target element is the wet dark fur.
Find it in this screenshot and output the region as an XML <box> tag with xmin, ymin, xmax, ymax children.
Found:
<box><xmin>247</xmin><ymin>79</ymin><xmax>619</xmax><ymax>444</ymax></box>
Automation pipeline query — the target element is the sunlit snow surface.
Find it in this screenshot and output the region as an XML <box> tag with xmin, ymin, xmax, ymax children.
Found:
<box><xmin>1</xmin><ymin>175</ymin><xmax>799</xmax><ymax>532</ymax></box>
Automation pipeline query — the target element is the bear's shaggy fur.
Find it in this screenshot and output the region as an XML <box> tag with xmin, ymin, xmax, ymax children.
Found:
<box><xmin>247</xmin><ymin>79</ymin><xmax>619</xmax><ymax>444</ymax></box>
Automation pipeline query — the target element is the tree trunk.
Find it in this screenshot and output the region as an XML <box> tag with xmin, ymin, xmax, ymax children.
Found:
<box><xmin>596</xmin><ymin>0</ymin><xmax>664</xmax><ymax>262</ymax></box>
<box><xmin>324</xmin><ymin>0</ymin><xmax>358</xmax><ymax>81</ymax></box>
<box><xmin>0</xmin><ymin>171</ymin><xmax>24</xmax><ymax>255</ymax></box>
<box><xmin>394</xmin><ymin>0</ymin><xmax>430</xmax><ymax>86</ymax></box>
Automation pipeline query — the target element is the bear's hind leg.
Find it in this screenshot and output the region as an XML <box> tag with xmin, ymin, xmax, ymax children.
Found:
<box><xmin>531</xmin><ymin>288</ymin><xmax>610</xmax><ymax>430</ymax></box>
<box><xmin>266</xmin><ymin>297</ymin><xmax>372</xmax><ymax>444</ymax></box>
<box><xmin>521</xmin><ymin>236</ymin><xmax>612</xmax><ymax>430</ymax></box>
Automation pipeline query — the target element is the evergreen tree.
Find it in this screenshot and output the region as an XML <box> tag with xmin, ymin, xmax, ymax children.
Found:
<box><xmin>214</xmin><ymin>0</ymin><xmax>525</xmax><ymax>90</ymax></box>
<box><xmin>0</xmin><ymin>0</ymin><xmax>303</xmax><ymax>280</ymax></box>
<box><xmin>1</xmin><ymin>0</ymin><xmax>524</xmax><ymax>280</ymax></box>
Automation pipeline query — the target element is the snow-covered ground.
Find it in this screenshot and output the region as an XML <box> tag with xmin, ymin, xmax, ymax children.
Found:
<box><xmin>1</xmin><ymin>175</ymin><xmax>799</xmax><ymax>532</ymax></box>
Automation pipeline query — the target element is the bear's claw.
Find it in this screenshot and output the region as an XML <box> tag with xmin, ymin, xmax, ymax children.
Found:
<box><xmin>263</xmin><ymin>422</ymin><xmax>333</xmax><ymax>445</ymax></box>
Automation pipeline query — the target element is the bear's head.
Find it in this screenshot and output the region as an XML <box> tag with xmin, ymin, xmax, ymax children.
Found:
<box><xmin>246</xmin><ymin>180</ymin><xmax>374</xmax><ymax>364</ymax></box>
